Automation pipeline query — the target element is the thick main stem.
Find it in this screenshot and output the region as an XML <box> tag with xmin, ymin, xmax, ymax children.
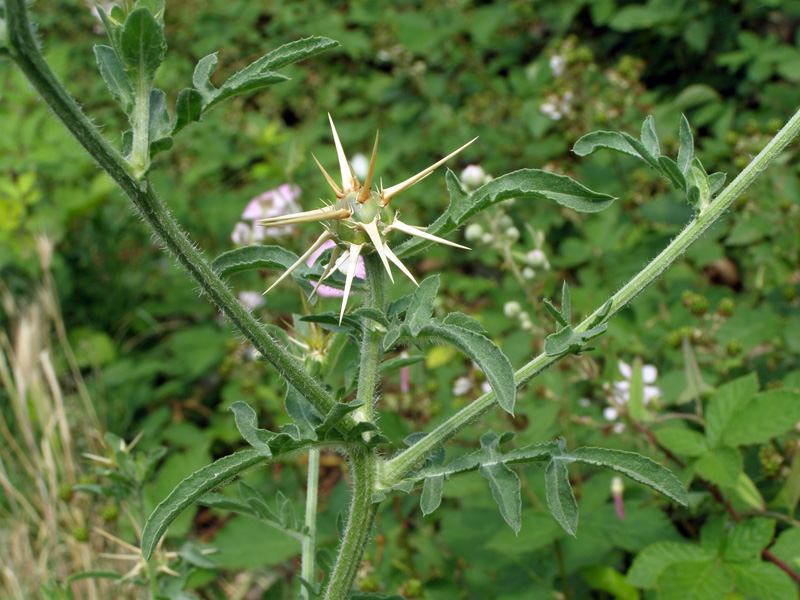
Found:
<box><xmin>5</xmin><ymin>0</ymin><xmax>346</xmax><ymax>426</ymax></box>
<box><xmin>382</xmin><ymin>106</ymin><xmax>800</xmax><ymax>486</ymax></box>
<box><xmin>323</xmin><ymin>448</ymin><xmax>379</xmax><ymax>600</ymax></box>
<box><xmin>322</xmin><ymin>253</ymin><xmax>386</xmax><ymax>600</ymax></box>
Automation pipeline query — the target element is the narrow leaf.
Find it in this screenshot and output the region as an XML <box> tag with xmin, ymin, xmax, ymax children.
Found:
<box><xmin>211</xmin><ymin>245</ymin><xmax>315</xmax><ymax>296</ymax></box>
<box><xmin>568</xmin><ymin>447</ymin><xmax>688</xmax><ymax>506</ymax></box>
<box><xmin>573</xmin><ymin>131</ymin><xmax>642</xmax><ymax>159</ymax></box>
<box><xmin>209</xmin><ymin>71</ymin><xmax>289</xmax><ymax>111</ymax></box>
<box><xmin>229</xmin><ymin>401</ymin><xmax>274</xmax><ymax>457</ymax></box>
<box><xmin>677</xmin><ymin>114</ymin><xmax>694</xmax><ymax>174</ymax></box>
<box><xmin>640</xmin><ymin>115</ymin><xmax>660</xmax><ymax>159</ymax></box>
<box><xmin>543</xmin><ymin>298</ymin><xmax>568</xmax><ymax>326</ymax></box>
<box><xmin>545</xmin><ymin>459</ymin><xmax>578</xmax><ymax>536</ymax></box>
<box><xmin>148</xmin><ymin>88</ymin><xmax>172</xmax><ymax>156</ymax></box>
<box><xmin>561</xmin><ymin>281</ymin><xmax>571</xmax><ymax>323</ymax></box>
<box><xmin>658</xmin><ymin>156</ymin><xmax>687</xmax><ymax>190</ymax></box>
<box><xmin>119</xmin><ymin>8</ymin><xmax>166</xmax><ymax>83</ymax></box>
<box><xmin>192</xmin><ymin>52</ymin><xmax>219</xmax><ymax>104</ymax></box>
<box><xmin>94</xmin><ymin>45</ymin><xmax>134</xmax><ymax>113</ymax></box>
<box><xmin>395</xmin><ymin>169</ymin><xmax>614</xmax><ymax>258</ymax></box>
<box><xmin>709</xmin><ymin>172</ymin><xmax>727</xmax><ymax>195</ymax></box>
<box><xmin>141</xmin><ymin>448</ymin><xmax>266</xmax><ymax>560</ymax></box>
<box><xmin>442</xmin><ymin>312</ymin><xmax>486</xmax><ymax>334</ymax></box>
<box><xmin>619</xmin><ymin>132</ymin><xmax>661</xmax><ymax>171</ymax></box>
<box><xmin>245</xmin><ymin>36</ymin><xmax>339</xmax><ymax>72</ymax></box>
<box><xmin>406</xmin><ymin>275</ymin><xmax>439</xmax><ymax>335</ymax></box>
<box><xmin>284</xmin><ymin>386</ymin><xmax>321</xmax><ymax>441</ymax></box>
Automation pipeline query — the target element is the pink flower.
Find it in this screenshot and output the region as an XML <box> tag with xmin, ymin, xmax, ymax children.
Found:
<box><xmin>241</xmin><ymin>184</ymin><xmax>302</xmax><ymax>240</ymax></box>
<box><xmin>306</xmin><ymin>239</ymin><xmax>365</xmax><ymax>298</ymax></box>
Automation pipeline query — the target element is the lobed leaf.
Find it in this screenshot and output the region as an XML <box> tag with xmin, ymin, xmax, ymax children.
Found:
<box><xmin>229</xmin><ymin>401</ymin><xmax>274</xmax><ymax>457</ymax></box>
<box><xmin>395</xmin><ymin>169</ymin><xmax>614</xmax><ymax>258</ymax></box>
<box><xmin>405</xmin><ymin>275</ymin><xmax>439</xmax><ymax>335</ymax></box>
<box><xmin>567</xmin><ymin>446</ymin><xmax>688</xmax><ymax>506</ymax></box>
<box><xmin>172</xmin><ymin>88</ymin><xmax>203</xmax><ymax>134</ymax></box>
<box><xmin>141</xmin><ymin>448</ymin><xmax>267</xmax><ymax>560</ymax></box>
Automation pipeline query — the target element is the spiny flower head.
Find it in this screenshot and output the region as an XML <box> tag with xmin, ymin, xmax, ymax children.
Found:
<box><xmin>260</xmin><ymin>115</ymin><xmax>477</xmax><ymax>322</ymax></box>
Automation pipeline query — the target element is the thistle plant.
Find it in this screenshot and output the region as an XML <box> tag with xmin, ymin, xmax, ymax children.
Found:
<box><xmin>4</xmin><ymin>1</ymin><xmax>800</xmax><ymax>599</ymax></box>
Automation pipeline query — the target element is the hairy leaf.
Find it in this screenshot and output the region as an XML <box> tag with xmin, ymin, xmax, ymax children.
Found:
<box><xmin>229</xmin><ymin>401</ymin><xmax>274</xmax><ymax>457</ymax></box>
<box><xmin>141</xmin><ymin>449</ymin><xmax>266</xmax><ymax>560</ymax></box>
<box><xmin>478</xmin><ymin>431</ymin><xmax>522</xmax><ymax>533</ymax></box>
<box><xmin>192</xmin><ymin>52</ymin><xmax>219</xmax><ymax>103</ymax></box>
<box><xmin>119</xmin><ymin>8</ymin><xmax>166</xmax><ymax>84</ymax></box>
<box><xmin>568</xmin><ymin>447</ymin><xmax>688</xmax><ymax>506</ymax></box>
<box><xmin>94</xmin><ymin>45</ymin><xmax>133</xmax><ymax>113</ymax></box>
<box><xmin>545</xmin><ymin>458</ymin><xmax>578</xmax><ymax>536</ymax></box>
<box><xmin>211</xmin><ymin>245</ymin><xmax>315</xmax><ymax>296</ymax></box>
<box><xmin>640</xmin><ymin>115</ymin><xmax>661</xmax><ymax>159</ymax></box>
<box><xmin>148</xmin><ymin>88</ymin><xmax>172</xmax><ymax>156</ymax></box>
<box><xmin>677</xmin><ymin>114</ymin><xmax>694</xmax><ymax>174</ymax></box>
<box><xmin>406</xmin><ymin>275</ymin><xmax>439</xmax><ymax>335</ymax></box>
<box><xmin>172</xmin><ymin>87</ymin><xmax>203</xmax><ymax>134</ymax></box>
<box><xmin>395</xmin><ymin>169</ymin><xmax>614</xmax><ymax>257</ymax></box>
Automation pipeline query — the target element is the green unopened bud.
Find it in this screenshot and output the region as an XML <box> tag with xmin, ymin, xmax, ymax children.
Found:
<box><xmin>726</xmin><ymin>339</ymin><xmax>742</xmax><ymax>356</ymax></box>
<box><xmin>758</xmin><ymin>445</ymin><xmax>783</xmax><ymax>478</ymax></box>
<box><xmin>782</xmin><ymin>286</ymin><xmax>798</xmax><ymax>302</ymax></box>
<box><xmin>360</xmin><ymin>577</ymin><xmax>380</xmax><ymax>593</ymax></box>
<box><xmin>717</xmin><ymin>298</ymin><xmax>735</xmax><ymax>317</ymax></box>
<box><xmin>481</xmin><ymin>232</ymin><xmax>494</xmax><ymax>245</ymax></box>
<box><xmin>403</xmin><ymin>578</ymin><xmax>423</xmax><ymax>598</ymax></box>
<box><xmin>58</xmin><ymin>484</ymin><xmax>73</xmax><ymax>502</ymax></box>
<box><xmin>101</xmin><ymin>505</ymin><xmax>119</xmax><ymax>522</ymax></box>
<box><xmin>72</xmin><ymin>526</ymin><xmax>89</xmax><ymax>542</ymax></box>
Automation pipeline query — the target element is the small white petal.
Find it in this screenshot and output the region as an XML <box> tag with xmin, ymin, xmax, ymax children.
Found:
<box><xmin>618</xmin><ymin>360</ymin><xmax>632</xmax><ymax>380</ymax></box>
<box><xmin>643</xmin><ymin>385</ymin><xmax>662</xmax><ymax>405</ymax></box>
<box><xmin>642</xmin><ymin>364</ymin><xmax>658</xmax><ymax>384</ymax></box>
<box><xmin>603</xmin><ymin>407</ymin><xmax>619</xmax><ymax>421</ymax></box>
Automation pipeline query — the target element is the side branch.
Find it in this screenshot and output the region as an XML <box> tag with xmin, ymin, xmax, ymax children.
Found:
<box><xmin>382</xmin><ymin>106</ymin><xmax>800</xmax><ymax>485</ymax></box>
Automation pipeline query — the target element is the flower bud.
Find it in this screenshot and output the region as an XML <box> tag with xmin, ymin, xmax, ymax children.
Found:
<box><xmin>504</xmin><ymin>301</ymin><xmax>522</xmax><ymax>318</ymax></box>
<box><xmin>481</xmin><ymin>232</ymin><xmax>494</xmax><ymax>245</ymax></box>
<box><xmin>522</xmin><ymin>267</ymin><xmax>535</xmax><ymax>280</ymax></box>
<box><xmin>526</xmin><ymin>249</ymin><xmax>548</xmax><ymax>268</ymax></box>
<box><xmin>505</xmin><ymin>226</ymin><xmax>520</xmax><ymax>241</ymax></box>
<box><xmin>460</xmin><ymin>164</ymin><xmax>486</xmax><ymax>189</ymax></box>
<box><xmin>464</xmin><ymin>223</ymin><xmax>484</xmax><ymax>242</ymax></box>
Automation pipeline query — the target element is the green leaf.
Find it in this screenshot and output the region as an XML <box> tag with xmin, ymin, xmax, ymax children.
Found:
<box><xmin>209</xmin><ymin>70</ymin><xmax>289</xmax><ymax>111</ymax></box>
<box><xmin>172</xmin><ymin>88</ymin><xmax>203</xmax><ymax>134</ymax></box>
<box><xmin>580</xmin><ymin>565</ymin><xmax>639</xmax><ymax>600</ymax></box>
<box><xmin>722</xmin><ymin>389</ymin><xmax>800</xmax><ymax>446</ymax></box>
<box><xmin>694</xmin><ymin>446</ymin><xmax>742</xmax><ymax>488</ymax></box>
<box><xmin>658</xmin><ymin>156</ymin><xmax>687</xmax><ymax>190</ymax></box>
<box><xmin>627</xmin><ymin>542</ymin><xmax>714</xmax><ymax>588</ymax></box>
<box><xmin>398</xmin><ymin>320</ymin><xmax>516</xmax><ymax>414</ymax></box>
<box><xmin>96</xmin><ymin>6</ymin><xmax>122</xmax><ymax>50</ymax></box>
<box><xmin>395</xmin><ymin>169</ymin><xmax>614</xmax><ymax>258</ymax></box>
<box><xmin>620</xmin><ymin>131</ymin><xmax>662</xmax><ymax>171</ymax></box>
<box><xmin>677</xmin><ymin>114</ymin><xmax>694</xmax><ymax>174</ymax></box>
<box><xmin>685</xmin><ymin>158</ymin><xmax>711</xmax><ymax>207</ymax></box>
<box><xmin>119</xmin><ymin>8</ymin><xmax>166</xmax><ymax>84</ymax></box>
<box><xmin>420</xmin><ymin>474</ymin><xmax>444</xmax><ymax>515</ymax></box>
<box><xmin>442</xmin><ymin>312</ymin><xmax>486</xmax><ymax>334</ymax></box>
<box><xmin>148</xmin><ymin>88</ymin><xmax>172</xmax><ymax>156</ymax></box>
<box><xmin>318</xmin><ymin>399</ymin><xmax>362</xmax><ymax>436</ymax></box>
<box><xmin>544</xmin><ymin>323</ymin><xmax>607</xmax><ymax>357</ymax></box>
<box><xmin>545</xmin><ymin>457</ymin><xmax>578</xmax><ymax>536</ymax></box>
<box><xmin>248</xmin><ymin>36</ymin><xmax>339</xmax><ymax>72</ymax></box>
<box><xmin>657</xmin><ymin>559</ymin><xmax>732</xmax><ymax>600</ymax></box>
<box><xmin>640</xmin><ymin>115</ymin><xmax>660</xmax><ymax>160</ymax></box>
<box><xmin>134</xmin><ymin>0</ymin><xmax>165</xmax><ymax>22</ymax></box>
<box><xmin>709</xmin><ymin>172</ymin><xmax>727</xmax><ymax>195</ymax></box>
<box><xmin>229</xmin><ymin>401</ymin><xmax>274</xmax><ymax>457</ymax></box>
<box><xmin>379</xmin><ymin>354</ymin><xmax>424</xmax><ymax>375</ymax></box>
<box><xmin>477</xmin><ymin>431</ymin><xmax>521</xmax><ymax>533</ymax></box>
<box><xmin>771</xmin><ymin>527</ymin><xmax>800</xmax><ymax>572</ymax></box>
<box><xmin>94</xmin><ymin>45</ymin><xmax>134</xmax><ymax>113</ymax></box>
<box><xmin>655</xmin><ymin>428</ymin><xmax>708</xmax><ymax>457</ymax></box>
<box><xmin>560</xmin><ymin>281</ymin><xmax>571</xmax><ymax>323</ymax></box>
<box><xmin>705</xmin><ymin>373</ymin><xmax>759</xmax><ymax>447</ymax></box>
<box><xmin>284</xmin><ymin>386</ymin><xmax>321</xmax><ymax>441</ymax></box>
<box><xmin>573</xmin><ymin>131</ymin><xmax>642</xmax><ymax>160</ymax></box>
<box><xmin>722</xmin><ymin>517</ymin><xmax>775</xmax><ymax>561</ymax></box>
<box><xmin>543</xmin><ymin>298</ymin><xmax>568</xmax><ymax>326</ymax></box>
<box><xmin>197</xmin><ymin>492</ymin><xmax>259</xmax><ymax>518</ymax></box>
<box><xmin>728</xmin><ymin>561</ymin><xmax>799</xmax><ymax>600</ymax></box>
<box><xmin>211</xmin><ymin>245</ymin><xmax>315</xmax><ymax>296</ymax></box>
<box><xmin>406</xmin><ymin>275</ymin><xmax>439</xmax><ymax>335</ymax></box>
<box><xmin>352</xmin><ymin>307</ymin><xmax>390</xmax><ymax>328</ymax></box>
<box><xmin>192</xmin><ymin>52</ymin><xmax>219</xmax><ymax>104</ymax></box>
<box><xmin>141</xmin><ymin>449</ymin><xmax>266</xmax><ymax>560</ymax></box>
<box><xmin>628</xmin><ymin>356</ymin><xmax>648</xmax><ymax>421</ymax></box>
<box><xmin>567</xmin><ymin>447</ymin><xmax>688</xmax><ymax>506</ymax></box>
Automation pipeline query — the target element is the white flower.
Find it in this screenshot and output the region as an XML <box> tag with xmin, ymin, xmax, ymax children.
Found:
<box><xmin>481</xmin><ymin>381</ymin><xmax>492</xmax><ymax>394</ymax></box>
<box><xmin>603</xmin><ymin>406</ymin><xmax>619</xmax><ymax>421</ymax></box>
<box><xmin>549</xmin><ymin>55</ymin><xmax>566</xmax><ymax>77</ymax></box>
<box><xmin>522</xmin><ymin>267</ymin><xmax>535</xmax><ymax>280</ymax></box>
<box><xmin>614</xmin><ymin>360</ymin><xmax>661</xmax><ymax>405</ymax></box>
<box><xmin>460</xmin><ymin>164</ymin><xmax>487</xmax><ymax>190</ymax></box>
<box><xmin>540</xmin><ymin>102</ymin><xmax>562</xmax><ymax>121</ymax></box>
<box><xmin>453</xmin><ymin>376</ymin><xmax>473</xmax><ymax>396</ymax></box>
<box><xmin>526</xmin><ymin>249</ymin><xmax>549</xmax><ymax>269</ymax></box>
<box><xmin>238</xmin><ymin>291</ymin><xmax>265</xmax><ymax>311</ymax></box>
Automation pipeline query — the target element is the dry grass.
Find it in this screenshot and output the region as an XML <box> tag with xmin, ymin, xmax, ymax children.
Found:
<box><xmin>0</xmin><ymin>236</ymin><xmax>113</xmax><ymax>600</ymax></box>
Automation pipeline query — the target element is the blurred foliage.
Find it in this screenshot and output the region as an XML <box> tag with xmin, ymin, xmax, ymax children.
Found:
<box><xmin>2</xmin><ymin>0</ymin><xmax>800</xmax><ymax>598</ymax></box>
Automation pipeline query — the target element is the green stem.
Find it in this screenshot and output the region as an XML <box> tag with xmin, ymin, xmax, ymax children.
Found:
<box><xmin>301</xmin><ymin>448</ymin><xmax>320</xmax><ymax>598</ymax></box>
<box><xmin>322</xmin><ymin>448</ymin><xmax>379</xmax><ymax>600</ymax></box>
<box><xmin>5</xmin><ymin>0</ymin><xmax>346</xmax><ymax>425</ymax></box>
<box><xmin>355</xmin><ymin>254</ymin><xmax>387</xmax><ymax>424</ymax></box>
<box><xmin>130</xmin><ymin>76</ymin><xmax>151</xmax><ymax>178</ymax></box>
<box><xmin>382</xmin><ymin>106</ymin><xmax>800</xmax><ymax>485</ymax></box>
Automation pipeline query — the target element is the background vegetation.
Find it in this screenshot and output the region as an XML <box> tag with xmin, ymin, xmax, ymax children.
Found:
<box><xmin>2</xmin><ymin>0</ymin><xmax>800</xmax><ymax>598</ymax></box>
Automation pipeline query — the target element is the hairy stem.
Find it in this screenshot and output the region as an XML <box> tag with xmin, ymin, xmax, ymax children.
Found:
<box><xmin>300</xmin><ymin>448</ymin><xmax>320</xmax><ymax>598</ymax></box>
<box><xmin>5</xmin><ymin>0</ymin><xmax>346</xmax><ymax>425</ymax></box>
<box><xmin>355</xmin><ymin>254</ymin><xmax>387</xmax><ymax>425</ymax></box>
<box><xmin>382</xmin><ymin>106</ymin><xmax>800</xmax><ymax>485</ymax></box>
<box><xmin>323</xmin><ymin>448</ymin><xmax>379</xmax><ymax>600</ymax></box>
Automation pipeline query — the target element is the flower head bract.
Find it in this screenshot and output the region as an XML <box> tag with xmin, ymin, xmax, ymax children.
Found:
<box><xmin>260</xmin><ymin>115</ymin><xmax>477</xmax><ymax>323</ymax></box>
